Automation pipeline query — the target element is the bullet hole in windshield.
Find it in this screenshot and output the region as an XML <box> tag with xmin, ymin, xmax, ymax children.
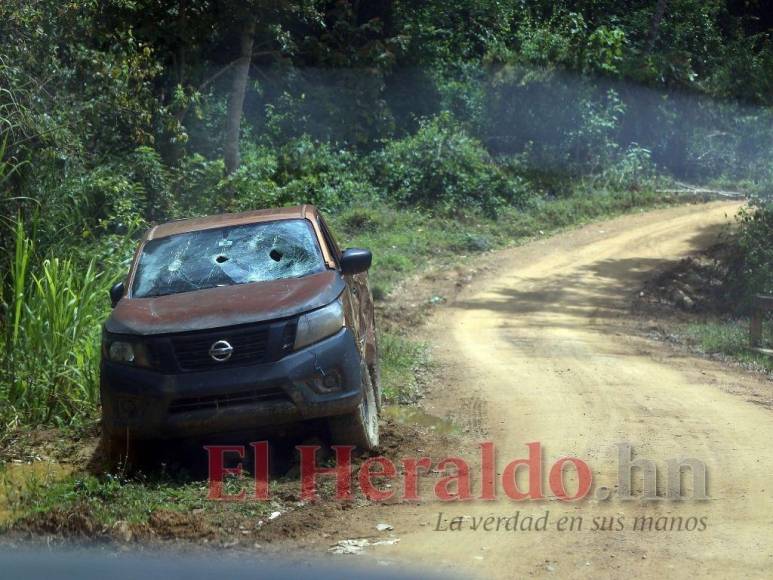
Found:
<box><xmin>269</xmin><ymin>249</ymin><xmax>283</xmax><ymax>262</ymax></box>
<box><xmin>215</xmin><ymin>255</ymin><xmax>228</xmax><ymax>264</ymax></box>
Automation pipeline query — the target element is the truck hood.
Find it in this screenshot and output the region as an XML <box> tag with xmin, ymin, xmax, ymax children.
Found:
<box><xmin>105</xmin><ymin>270</ymin><xmax>344</xmax><ymax>335</ymax></box>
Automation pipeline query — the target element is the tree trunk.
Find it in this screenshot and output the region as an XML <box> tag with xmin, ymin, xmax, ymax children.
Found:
<box><xmin>647</xmin><ymin>0</ymin><xmax>668</xmax><ymax>54</ymax></box>
<box><xmin>224</xmin><ymin>18</ymin><xmax>256</xmax><ymax>178</ymax></box>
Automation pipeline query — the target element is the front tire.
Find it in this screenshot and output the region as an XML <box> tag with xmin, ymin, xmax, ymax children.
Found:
<box><xmin>102</xmin><ymin>429</ymin><xmax>154</xmax><ymax>472</ymax></box>
<box><xmin>102</xmin><ymin>429</ymin><xmax>136</xmax><ymax>470</ymax></box>
<box><xmin>329</xmin><ymin>360</ymin><xmax>379</xmax><ymax>451</ymax></box>
<box><xmin>369</xmin><ymin>356</ymin><xmax>383</xmax><ymax>412</ymax></box>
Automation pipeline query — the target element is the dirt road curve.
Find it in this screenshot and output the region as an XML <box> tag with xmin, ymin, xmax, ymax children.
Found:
<box><xmin>329</xmin><ymin>202</ymin><xmax>773</xmax><ymax>578</ymax></box>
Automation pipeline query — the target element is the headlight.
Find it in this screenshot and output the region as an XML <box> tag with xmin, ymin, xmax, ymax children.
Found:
<box><xmin>294</xmin><ymin>297</ymin><xmax>345</xmax><ymax>350</ymax></box>
<box><xmin>109</xmin><ymin>341</ymin><xmax>136</xmax><ymax>363</ymax></box>
<box><xmin>104</xmin><ymin>334</ymin><xmax>153</xmax><ymax>367</ymax></box>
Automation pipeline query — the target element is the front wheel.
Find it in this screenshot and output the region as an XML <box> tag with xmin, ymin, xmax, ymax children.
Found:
<box><xmin>102</xmin><ymin>429</ymin><xmax>137</xmax><ymax>470</ymax></box>
<box><xmin>329</xmin><ymin>360</ymin><xmax>379</xmax><ymax>451</ymax></box>
<box><xmin>102</xmin><ymin>429</ymin><xmax>155</xmax><ymax>471</ymax></box>
<box><xmin>369</xmin><ymin>357</ymin><xmax>383</xmax><ymax>413</ymax></box>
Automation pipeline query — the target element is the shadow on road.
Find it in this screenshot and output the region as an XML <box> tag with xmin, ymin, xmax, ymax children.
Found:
<box><xmin>449</xmin><ymin>223</ymin><xmax>726</xmax><ymax>333</ymax></box>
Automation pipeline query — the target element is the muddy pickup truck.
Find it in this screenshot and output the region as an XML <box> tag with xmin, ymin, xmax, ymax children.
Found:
<box><xmin>100</xmin><ymin>205</ymin><xmax>380</xmax><ymax>462</ymax></box>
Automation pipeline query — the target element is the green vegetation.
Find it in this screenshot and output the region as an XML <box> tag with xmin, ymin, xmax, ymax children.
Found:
<box><xmin>727</xmin><ymin>201</ymin><xmax>773</xmax><ymax>308</ymax></box>
<box><xmin>1</xmin><ymin>1</ymin><xmax>772</xmax><ymax>431</ymax></box>
<box><xmin>378</xmin><ymin>332</ymin><xmax>430</xmax><ymax>404</ymax></box>
<box><xmin>0</xmin><ymin>465</ymin><xmax>275</xmax><ymax>529</ymax></box>
<box><xmin>684</xmin><ymin>319</ymin><xmax>773</xmax><ymax>372</ymax></box>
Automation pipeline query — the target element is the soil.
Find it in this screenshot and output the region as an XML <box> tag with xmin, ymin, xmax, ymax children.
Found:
<box><xmin>633</xmin><ymin>241</ymin><xmax>740</xmax><ymax>318</ymax></box>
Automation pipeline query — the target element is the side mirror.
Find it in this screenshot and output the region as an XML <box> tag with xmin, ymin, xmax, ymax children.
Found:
<box><xmin>340</xmin><ymin>248</ymin><xmax>372</xmax><ymax>276</ymax></box>
<box><xmin>110</xmin><ymin>281</ymin><xmax>125</xmax><ymax>308</ymax></box>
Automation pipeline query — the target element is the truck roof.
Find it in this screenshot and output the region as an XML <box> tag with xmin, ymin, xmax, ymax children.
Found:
<box><xmin>145</xmin><ymin>205</ymin><xmax>318</xmax><ymax>241</ymax></box>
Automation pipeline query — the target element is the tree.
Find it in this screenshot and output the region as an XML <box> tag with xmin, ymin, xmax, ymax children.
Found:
<box><xmin>224</xmin><ymin>17</ymin><xmax>256</xmax><ymax>176</ymax></box>
<box><xmin>648</xmin><ymin>0</ymin><xmax>669</xmax><ymax>53</ymax></box>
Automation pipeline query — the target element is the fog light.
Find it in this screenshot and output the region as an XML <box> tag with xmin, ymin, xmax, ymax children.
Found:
<box><xmin>306</xmin><ymin>371</ymin><xmax>342</xmax><ymax>393</ymax></box>
<box><xmin>322</xmin><ymin>373</ymin><xmax>339</xmax><ymax>390</ymax></box>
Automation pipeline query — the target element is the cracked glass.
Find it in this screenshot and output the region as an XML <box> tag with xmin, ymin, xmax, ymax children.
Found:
<box><xmin>132</xmin><ymin>219</ymin><xmax>326</xmax><ymax>298</ymax></box>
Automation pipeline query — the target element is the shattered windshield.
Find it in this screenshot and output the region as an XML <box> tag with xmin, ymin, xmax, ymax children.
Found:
<box><xmin>132</xmin><ymin>219</ymin><xmax>326</xmax><ymax>298</ymax></box>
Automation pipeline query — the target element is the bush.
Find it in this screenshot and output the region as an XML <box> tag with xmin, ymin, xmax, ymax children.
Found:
<box><xmin>70</xmin><ymin>164</ymin><xmax>149</xmax><ymax>238</ymax></box>
<box><xmin>226</xmin><ymin>137</ymin><xmax>377</xmax><ymax>213</ymax></box>
<box><xmin>369</xmin><ymin>114</ymin><xmax>528</xmax><ymax>217</ymax></box>
<box><xmin>274</xmin><ymin>137</ymin><xmax>377</xmax><ymax>210</ymax></box>
<box><xmin>222</xmin><ymin>143</ymin><xmax>282</xmax><ymax>212</ymax></box>
<box><xmin>172</xmin><ymin>154</ymin><xmax>228</xmax><ymax>217</ymax></box>
<box><xmin>338</xmin><ymin>206</ymin><xmax>382</xmax><ymax>234</ymax></box>
<box><xmin>598</xmin><ymin>144</ymin><xmax>658</xmax><ymax>191</ymax></box>
<box><xmin>729</xmin><ymin>201</ymin><xmax>773</xmax><ymax>309</ymax></box>
<box><xmin>128</xmin><ymin>147</ymin><xmax>177</xmax><ymax>222</ymax></box>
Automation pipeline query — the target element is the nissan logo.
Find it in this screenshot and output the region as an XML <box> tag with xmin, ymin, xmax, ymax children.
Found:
<box><xmin>209</xmin><ymin>340</ymin><xmax>234</xmax><ymax>362</ymax></box>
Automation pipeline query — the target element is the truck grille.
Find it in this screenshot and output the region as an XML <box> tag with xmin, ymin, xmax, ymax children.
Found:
<box><xmin>168</xmin><ymin>386</ymin><xmax>289</xmax><ymax>414</ymax></box>
<box><xmin>171</xmin><ymin>326</ymin><xmax>271</xmax><ymax>371</ymax></box>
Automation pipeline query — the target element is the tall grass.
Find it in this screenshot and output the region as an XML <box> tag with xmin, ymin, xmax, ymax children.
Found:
<box><xmin>1</xmin><ymin>217</ymin><xmax>105</xmax><ymax>427</ymax></box>
<box><xmin>8</xmin><ymin>217</ymin><xmax>29</xmax><ymax>349</ymax></box>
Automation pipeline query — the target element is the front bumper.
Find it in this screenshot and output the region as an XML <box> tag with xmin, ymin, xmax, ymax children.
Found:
<box><xmin>100</xmin><ymin>328</ymin><xmax>362</xmax><ymax>439</ymax></box>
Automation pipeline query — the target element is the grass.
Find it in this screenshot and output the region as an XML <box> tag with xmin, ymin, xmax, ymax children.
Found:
<box><xmin>379</xmin><ymin>331</ymin><xmax>430</xmax><ymax>404</ymax></box>
<box><xmin>683</xmin><ymin>318</ymin><xmax>773</xmax><ymax>372</ymax></box>
<box><xmin>0</xmin><ymin>464</ymin><xmax>279</xmax><ymax>531</ymax></box>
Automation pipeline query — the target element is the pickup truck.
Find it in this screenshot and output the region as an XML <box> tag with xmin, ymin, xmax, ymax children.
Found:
<box><xmin>100</xmin><ymin>205</ymin><xmax>380</xmax><ymax>464</ymax></box>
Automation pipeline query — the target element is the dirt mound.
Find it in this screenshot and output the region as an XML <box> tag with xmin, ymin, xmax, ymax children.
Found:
<box><xmin>13</xmin><ymin>504</ymin><xmax>210</xmax><ymax>543</ymax></box>
<box><xmin>0</xmin><ymin>424</ymin><xmax>100</xmax><ymax>466</ymax></box>
<box><xmin>635</xmin><ymin>246</ymin><xmax>731</xmax><ymax>315</ymax></box>
<box><xmin>146</xmin><ymin>510</ymin><xmax>216</xmax><ymax>541</ymax></box>
<box><xmin>14</xmin><ymin>503</ymin><xmax>104</xmax><ymax>539</ymax></box>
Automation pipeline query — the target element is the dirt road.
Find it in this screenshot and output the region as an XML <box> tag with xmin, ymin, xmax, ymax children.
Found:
<box><xmin>314</xmin><ymin>202</ymin><xmax>773</xmax><ymax>577</ymax></box>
